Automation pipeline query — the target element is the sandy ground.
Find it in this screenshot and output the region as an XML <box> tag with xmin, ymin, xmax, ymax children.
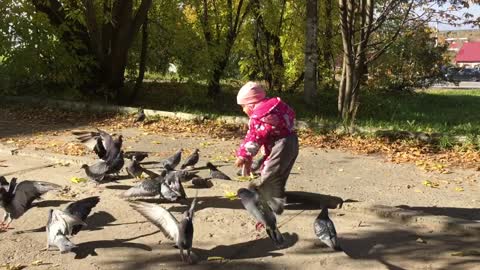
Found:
<box><xmin>0</xmin><ymin>122</ymin><xmax>479</xmax><ymax>270</ymax></box>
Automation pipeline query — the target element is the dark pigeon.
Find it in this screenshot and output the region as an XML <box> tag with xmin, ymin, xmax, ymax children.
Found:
<box><xmin>124</xmin><ymin>151</ymin><xmax>149</xmax><ymax>162</ymax></box>
<box><xmin>314</xmin><ymin>207</ymin><xmax>339</xmax><ymax>250</ymax></box>
<box><xmin>206</xmin><ymin>162</ymin><xmax>231</xmax><ymax>180</ymax></box>
<box><xmin>0</xmin><ymin>177</ymin><xmax>61</xmax><ymax>230</ymax></box>
<box><xmin>126</xmin><ymin>155</ymin><xmax>147</xmax><ymax>179</ymax></box>
<box><xmin>181</xmin><ymin>149</ymin><xmax>200</xmax><ymax>169</ymax></box>
<box><xmin>162</xmin><ymin>149</ymin><xmax>183</xmax><ymax>169</ymax></box>
<box><xmin>134</xmin><ymin>108</ymin><xmax>146</xmax><ymax>123</ymax></box>
<box><xmin>130</xmin><ymin>197</ymin><xmax>197</xmax><ymax>264</ymax></box>
<box><xmin>46</xmin><ymin>196</ymin><xmax>100</xmax><ymax>253</ymax></box>
<box><xmin>191</xmin><ymin>177</ymin><xmax>213</xmax><ymax>189</ymax></box>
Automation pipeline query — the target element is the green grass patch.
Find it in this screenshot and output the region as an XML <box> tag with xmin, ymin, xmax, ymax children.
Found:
<box><xmin>132</xmin><ymin>82</ymin><xmax>480</xmax><ymax>139</ymax></box>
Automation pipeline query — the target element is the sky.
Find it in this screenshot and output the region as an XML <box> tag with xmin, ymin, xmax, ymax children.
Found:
<box><xmin>429</xmin><ymin>2</ymin><xmax>480</xmax><ymax>31</ymax></box>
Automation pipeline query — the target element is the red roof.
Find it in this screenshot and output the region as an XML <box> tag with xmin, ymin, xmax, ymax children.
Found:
<box><xmin>456</xmin><ymin>42</ymin><xmax>480</xmax><ymax>62</ymax></box>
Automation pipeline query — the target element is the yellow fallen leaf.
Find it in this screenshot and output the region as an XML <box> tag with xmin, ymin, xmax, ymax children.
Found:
<box><xmin>454</xmin><ymin>187</ymin><xmax>464</xmax><ymax>192</ymax></box>
<box><xmin>6</xmin><ymin>140</ymin><xmax>15</xmax><ymax>144</ymax></box>
<box><xmin>207</xmin><ymin>256</ymin><xmax>226</xmax><ymax>261</ymax></box>
<box><xmin>422</xmin><ymin>180</ymin><xmax>439</xmax><ymax>188</ymax></box>
<box><xmin>31</xmin><ymin>260</ymin><xmax>45</xmax><ymax>266</ymax></box>
<box><xmin>224</xmin><ymin>191</ymin><xmax>238</xmax><ymax>200</ymax></box>
<box><xmin>70</xmin><ymin>177</ymin><xmax>87</xmax><ymax>184</ymax></box>
<box><xmin>451</xmin><ymin>250</ymin><xmax>480</xmax><ymax>256</ymax></box>
<box><xmin>151</xmin><ymin>141</ymin><xmax>161</xmax><ymax>144</ymax></box>
<box><xmin>234</xmin><ymin>176</ymin><xmax>251</xmax><ymax>182</ymax></box>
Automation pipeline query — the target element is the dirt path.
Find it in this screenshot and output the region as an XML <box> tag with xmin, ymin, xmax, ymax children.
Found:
<box><xmin>0</xmin><ymin>122</ymin><xmax>479</xmax><ymax>270</ymax></box>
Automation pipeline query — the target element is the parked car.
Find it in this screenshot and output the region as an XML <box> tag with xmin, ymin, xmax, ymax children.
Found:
<box><xmin>444</xmin><ymin>67</ymin><xmax>480</xmax><ymax>84</ymax></box>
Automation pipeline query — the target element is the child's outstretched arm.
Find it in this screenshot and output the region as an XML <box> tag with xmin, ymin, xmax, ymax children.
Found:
<box><xmin>236</xmin><ymin>118</ymin><xmax>271</xmax><ymax>164</ymax></box>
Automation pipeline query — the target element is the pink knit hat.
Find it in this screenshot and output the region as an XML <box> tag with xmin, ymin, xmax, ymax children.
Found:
<box><xmin>236</xmin><ymin>81</ymin><xmax>266</xmax><ymax>105</ymax></box>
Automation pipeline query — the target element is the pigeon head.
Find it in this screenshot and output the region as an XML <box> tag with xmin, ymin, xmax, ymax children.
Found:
<box><xmin>205</xmin><ymin>162</ymin><xmax>215</xmax><ymax>170</ymax></box>
<box><xmin>236</xmin><ymin>188</ymin><xmax>255</xmax><ymax>200</ymax></box>
<box><xmin>81</xmin><ymin>164</ymin><xmax>89</xmax><ymax>170</ymax></box>
<box><xmin>318</xmin><ymin>207</ymin><xmax>329</xmax><ymax>220</ymax></box>
<box><xmin>163</xmin><ymin>163</ymin><xmax>173</xmax><ymax>171</ymax></box>
<box><xmin>194</xmin><ymin>149</ymin><xmax>200</xmax><ymax>153</ymax></box>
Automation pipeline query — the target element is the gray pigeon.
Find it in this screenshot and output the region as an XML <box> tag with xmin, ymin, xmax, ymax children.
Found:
<box><xmin>130</xmin><ymin>197</ymin><xmax>197</xmax><ymax>264</ymax></box>
<box><xmin>314</xmin><ymin>207</ymin><xmax>339</xmax><ymax>250</ymax></box>
<box><xmin>237</xmin><ymin>188</ymin><xmax>284</xmax><ymax>247</ymax></box>
<box><xmin>0</xmin><ymin>176</ymin><xmax>9</xmax><ymax>190</ymax></box>
<box><xmin>81</xmin><ymin>151</ymin><xmax>125</xmax><ymax>184</ymax></box>
<box><xmin>124</xmin><ymin>151</ymin><xmax>149</xmax><ymax>162</ymax></box>
<box><xmin>0</xmin><ymin>177</ymin><xmax>61</xmax><ymax>230</ymax></box>
<box><xmin>46</xmin><ymin>196</ymin><xmax>100</xmax><ymax>253</ymax></box>
<box><xmin>134</xmin><ymin>108</ymin><xmax>146</xmax><ymax>123</ymax></box>
<box><xmin>206</xmin><ymin>162</ymin><xmax>231</xmax><ymax>180</ymax></box>
<box><xmin>122</xmin><ymin>177</ymin><xmax>182</xmax><ymax>201</ymax></box>
<box><xmin>72</xmin><ymin>129</ymin><xmax>122</xmax><ymax>162</ymax></box>
<box><xmin>164</xmin><ymin>164</ymin><xmax>199</xmax><ymax>183</ymax></box>
<box><xmin>162</xmin><ymin>149</ymin><xmax>183</xmax><ymax>169</ymax></box>
<box><xmin>181</xmin><ymin>149</ymin><xmax>200</xmax><ymax>169</ymax></box>
<box><xmin>126</xmin><ymin>156</ymin><xmax>144</xmax><ymax>179</ymax></box>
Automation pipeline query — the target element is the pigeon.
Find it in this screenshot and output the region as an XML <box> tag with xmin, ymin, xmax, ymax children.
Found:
<box><xmin>134</xmin><ymin>108</ymin><xmax>146</xmax><ymax>123</ymax></box>
<box><xmin>191</xmin><ymin>177</ymin><xmax>213</xmax><ymax>189</ymax></box>
<box><xmin>122</xmin><ymin>174</ymin><xmax>184</xmax><ymax>202</ymax></box>
<box><xmin>162</xmin><ymin>149</ymin><xmax>183</xmax><ymax>169</ymax></box>
<box><xmin>46</xmin><ymin>196</ymin><xmax>100</xmax><ymax>253</ymax></box>
<box><xmin>72</xmin><ymin>129</ymin><xmax>122</xmax><ymax>162</ymax></box>
<box><xmin>164</xmin><ymin>164</ymin><xmax>199</xmax><ymax>183</ymax></box>
<box><xmin>236</xmin><ymin>156</ymin><xmax>265</xmax><ymax>176</ymax></box>
<box><xmin>0</xmin><ymin>176</ymin><xmax>9</xmax><ymax>190</ymax></box>
<box><xmin>237</xmin><ymin>188</ymin><xmax>284</xmax><ymax>247</ymax></box>
<box><xmin>81</xmin><ymin>151</ymin><xmax>124</xmax><ymax>184</ymax></box>
<box><xmin>124</xmin><ymin>151</ymin><xmax>149</xmax><ymax>162</ymax></box>
<box><xmin>130</xmin><ymin>197</ymin><xmax>197</xmax><ymax>264</ymax></box>
<box><xmin>0</xmin><ymin>177</ymin><xmax>61</xmax><ymax>230</ymax></box>
<box><xmin>206</xmin><ymin>162</ymin><xmax>231</xmax><ymax>180</ymax></box>
<box><xmin>314</xmin><ymin>207</ymin><xmax>339</xmax><ymax>250</ymax></box>
<box><xmin>126</xmin><ymin>155</ymin><xmax>145</xmax><ymax>179</ymax></box>
<box><xmin>181</xmin><ymin>149</ymin><xmax>200</xmax><ymax>169</ymax></box>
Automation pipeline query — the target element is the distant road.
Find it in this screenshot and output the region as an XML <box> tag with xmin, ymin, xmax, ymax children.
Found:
<box><xmin>430</xmin><ymin>81</ymin><xmax>480</xmax><ymax>89</ymax></box>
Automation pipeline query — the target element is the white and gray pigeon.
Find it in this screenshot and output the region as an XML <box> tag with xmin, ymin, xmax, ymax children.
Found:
<box><xmin>314</xmin><ymin>207</ymin><xmax>339</xmax><ymax>250</ymax></box>
<box><xmin>237</xmin><ymin>187</ymin><xmax>284</xmax><ymax>247</ymax></box>
<box><xmin>126</xmin><ymin>156</ymin><xmax>145</xmax><ymax>179</ymax></box>
<box><xmin>46</xmin><ymin>196</ymin><xmax>100</xmax><ymax>253</ymax></box>
<box><xmin>180</xmin><ymin>149</ymin><xmax>200</xmax><ymax>169</ymax></box>
<box><xmin>206</xmin><ymin>162</ymin><xmax>231</xmax><ymax>180</ymax></box>
<box><xmin>162</xmin><ymin>149</ymin><xmax>183</xmax><ymax>169</ymax></box>
<box><xmin>130</xmin><ymin>197</ymin><xmax>197</xmax><ymax>264</ymax></box>
<box><xmin>0</xmin><ymin>177</ymin><xmax>61</xmax><ymax>230</ymax></box>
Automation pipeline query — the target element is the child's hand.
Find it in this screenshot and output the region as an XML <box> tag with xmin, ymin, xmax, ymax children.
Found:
<box><xmin>235</xmin><ymin>157</ymin><xmax>245</xmax><ymax>167</ymax></box>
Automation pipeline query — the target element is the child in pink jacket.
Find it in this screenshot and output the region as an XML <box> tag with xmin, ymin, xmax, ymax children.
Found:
<box><xmin>234</xmin><ymin>81</ymin><xmax>299</xmax><ymax>206</ymax></box>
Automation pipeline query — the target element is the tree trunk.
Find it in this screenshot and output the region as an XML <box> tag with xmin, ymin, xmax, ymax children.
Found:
<box><xmin>31</xmin><ymin>0</ymin><xmax>152</xmax><ymax>103</ymax></box>
<box><xmin>129</xmin><ymin>15</ymin><xmax>149</xmax><ymax>104</ymax></box>
<box><xmin>304</xmin><ymin>0</ymin><xmax>318</xmax><ymax>103</ymax></box>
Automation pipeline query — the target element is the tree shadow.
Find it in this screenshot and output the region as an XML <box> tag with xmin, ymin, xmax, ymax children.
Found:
<box><xmin>73</xmin><ymin>239</ymin><xmax>152</xmax><ymax>259</ymax></box>
<box><xmin>294</xmin><ymin>227</ymin><xmax>480</xmax><ymax>270</ymax></box>
<box><xmin>396</xmin><ymin>205</ymin><xmax>480</xmax><ymax>221</ymax></box>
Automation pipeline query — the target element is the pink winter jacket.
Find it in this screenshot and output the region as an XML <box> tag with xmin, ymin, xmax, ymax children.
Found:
<box><xmin>237</xmin><ymin>97</ymin><xmax>296</xmax><ymax>163</ymax></box>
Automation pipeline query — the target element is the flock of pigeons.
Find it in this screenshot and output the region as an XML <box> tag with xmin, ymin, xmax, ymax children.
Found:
<box><xmin>0</xmin><ymin>113</ymin><xmax>340</xmax><ymax>264</ymax></box>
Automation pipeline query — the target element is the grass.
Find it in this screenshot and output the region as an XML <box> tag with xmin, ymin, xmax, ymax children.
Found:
<box><xmin>130</xmin><ymin>81</ymin><xmax>480</xmax><ymax>137</ymax></box>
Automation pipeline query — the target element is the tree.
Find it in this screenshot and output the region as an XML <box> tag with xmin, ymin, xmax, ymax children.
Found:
<box><xmin>337</xmin><ymin>0</ymin><xmax>414</xmax><ymax>129</ymax></box>
<box><xmin>31</xmin><ymin>0</ymin><xmax>152</xmax><ymax>101</ymax></box>
<box><xmin>189</xmin><ymin>0</ymin><xmax>253</xmax><ymax>97</ymax></box>
<box><xmin>304</xmin><ymin>0</ymin><xmax>318</xmax><ymax>103</ymax></box>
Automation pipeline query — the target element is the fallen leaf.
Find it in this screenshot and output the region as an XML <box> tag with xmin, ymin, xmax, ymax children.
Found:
<box><xmin>151</xmin><ymin>141</ymin><xmax>161</xmax><ymax>144</ymax></box>
<box><xmin>422</xmin><ymin>180</ymin><xmax>439</xmax><ymax>188</ymax></box>
<box><xmin>207</xmin><ymin>256</ymin><xmax>226</xmax><ymax>261</ymax></box>
<box><xmin>454</xmin><ymin>187</ymin><xmax>464</xmax><ymax>192</ymax></box>
<box><xmin>70</xmin><ymin>177</ymin><xmax>87</xmax><ymax>184</ymax></box>
<box><xmin>416</xmin><ymin>237</ymin><xmax>427</xmax><ymax>244</ymax></box>
<box><xmin>31</xmin><ymin>260</ymin><xmax>45</xmax><ymax>266</ymax></box>
<box><xmin>451</xmin><ymin>250</ymin><xmax>480</xmax><ymax>256</ymax></box>
<box><xmin>224</xmin><ymin>191</ymin><xmax>238</xmax><ymax>200</ymax></box>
